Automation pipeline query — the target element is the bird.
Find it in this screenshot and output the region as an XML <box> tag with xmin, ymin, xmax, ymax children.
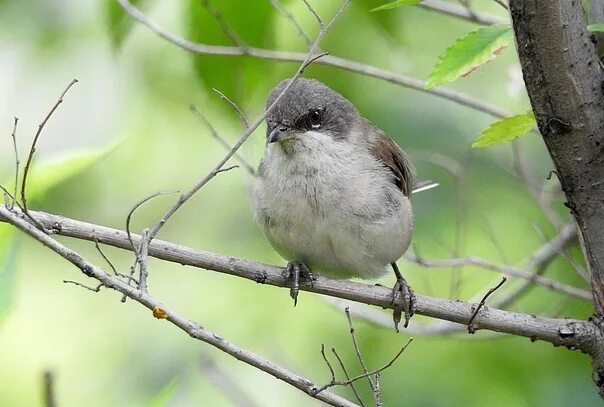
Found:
<box><xmin>253</xmin><ymin>78</ymin><xmax>426</xmax><ymax>330</ymax></box>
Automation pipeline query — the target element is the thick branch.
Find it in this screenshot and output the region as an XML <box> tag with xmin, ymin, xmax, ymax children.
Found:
<box><xmin>509</xmin><ymin>0</ymin><xmax>604</xmax><ymax>395</ymax></box>
<box><xmin>0</xmin><ymin>205</ymin><xmax>597</xmax><ymax>351</ymax></box>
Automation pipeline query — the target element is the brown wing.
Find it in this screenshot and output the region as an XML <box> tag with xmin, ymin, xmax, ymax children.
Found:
<box><xmin>365</xmin><ymin>120</ymin><xmax>415</xmax><ymax>197</ymax></box>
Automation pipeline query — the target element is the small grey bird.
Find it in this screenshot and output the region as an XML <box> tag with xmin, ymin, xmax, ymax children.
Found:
<box><xmin>253</xmin><ymin>78</ymin><xmax>424</xmax><ymax>329</ymax></box>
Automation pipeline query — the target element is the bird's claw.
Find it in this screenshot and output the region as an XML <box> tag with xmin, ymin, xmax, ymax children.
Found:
<box><xmin>391</xmin><ymin>276</ymin><xmax>415</xmax><ymax>332</ymax></box>
<box><xmin>285</xmin><ymin>261</ymin><xmax>315</xmax><ymax>306</ymax></box>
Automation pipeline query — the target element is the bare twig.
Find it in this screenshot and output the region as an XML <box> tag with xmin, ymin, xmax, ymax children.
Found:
<box><xmin>403</xmin><ymin>252</ymin><xmax>589</xmax><ymax>300</ymax></box>
<box><xmin>125</xmin><ymin>190</ymin><xmax>180</xmax><ymax>255</ymax></box>
<box><xmin>344</xmin><ymin>307</ymin><xmax>378</xmax><ymax>403</ymax></box>
<box><xmin>9</xmin><ymin>117</ymin><xmax>19</xmax><ymax>210</ymax></box>
<box><xmin>332</xmin><ymin>348</ymin><xmax>365</xmax><ymax>407</ymax></box>
<box><xmin>492</xmin><ymin>0</ymin><xmax>509</xmax><ymax>11</ymax></box>
<box><xmin>200</xmin><ymin>0</ymin><xmax>246</xmax><ymax>47</ymax></box>
<box><xmin>63</xmin><ymin>280</ymin><xmax>103</xmax><ymax>292</ymax></box>
<box><xmin>21</xmin><ymin>79</ymin><xmax>78</xmax><ymax>218</ymax></box>
<box><xmin>43</xmin><ymin>370</ymin><xmax>57</xmax><ymax>407</ymax></box>
<box><xmin>0</xmin><ymin>204</ymin><xmax>356</xmax><ymax>407</ymax></box>
<box><xmin>301</xmin><ymin>0</ymin><xmax>323</xmax><ymax>28</ymax></box>
<box><xmin>321</xmin><ymin>344</ymin><xmax>337</xmax><ymax>383</ymax></box>
<box><xmin>190</xmin><ymin>105</ymin><xmax>256</xmax><ymax>176</ymax></box>
<box><xmin>211</xmin><ymin>88</ymin><xmax>250</xmax><ymax>128</ymax></box>
<box><xmin>416</xmin><ymin>0</ymin><xmax>506</xmax><ymax>25</ymax></box>
<box><xmin>135</xmin><ymin>0</ymin><xmax>349</xmax><ymax>244</ymax></box>
<box><xmin>315</xmin><ymin>337</ymin><xmax>414</xmax><ymax>398</ymax></box>
<box><xmin>117</xmin><ymin>0</ymin><xmax>508</xmax><ymax>119</ymax></box>
<box><xmin>270</xmin><ymin>0</ymin><xmax>313</xmax><ymax>47</ymax></box>
<box><xmin>468</xmin><ymin>277</ymin><xmax>507</xmax><ymax>333</ymax></box>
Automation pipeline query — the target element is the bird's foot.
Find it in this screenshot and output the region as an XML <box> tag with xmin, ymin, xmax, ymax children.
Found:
<box><xmin>285</xmin><ymin>261</ymin><xmax>315</xmax><ymax>306</ymax></box>
<box><xmin>391</xmin><ymin>274</ymin><xmax>415</xmax><ymax>332</ymax></box>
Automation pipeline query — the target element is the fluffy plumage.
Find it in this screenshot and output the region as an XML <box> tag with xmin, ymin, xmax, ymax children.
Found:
<box><xmin>253</xmin><ymin>78</ymin><xmax>415</xmax><ymax>279</ymax></box>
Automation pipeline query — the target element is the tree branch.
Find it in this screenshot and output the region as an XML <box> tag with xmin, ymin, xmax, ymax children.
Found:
<box><xmin>0</xmin><ymin>204</ymin><xmax>356</xmax><ymax>407</ymax></box>
<box><xmin>116</xmin><ymin>0</ymin><xmax>508</xmax><ymax>119</ymax></box>
<box><xmin>0</xmin><ymin>205</ymin><xmax>597</xmax><ymax>351</ymax></box>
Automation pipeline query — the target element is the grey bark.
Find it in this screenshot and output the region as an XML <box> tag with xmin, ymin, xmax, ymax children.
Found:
<box><xmin>509</xmin><ymin>0</ymin><xmax>604</xmax><ymax>396</ymax></box>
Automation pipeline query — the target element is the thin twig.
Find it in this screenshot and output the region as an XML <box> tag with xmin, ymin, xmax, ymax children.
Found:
<box><xmin>212</xmin><ymin>88</ymin><xmax>250</xmax><ymax>128</ymax></box>
<box><xmin>332</xmin><ymin>348</ymin><xmax>365</xmax><ymax>407</ymax></box>
<box><xmin>21</xmin><ymin>79</ymin><xmax>78</xmax><ymax>219</ymax></box>
<box><xmin>403</xmin><ymin>252</ymin><xmax>590</xmax><ymax>300</ymax></box>
<box><xmin>135</xmin><ymin>0</ymin><xmax>349</xmax><ymax>244</ymax></box>
<box><xmin>321</xmin><ymin>344</ymin><xmax>337</xmax><ymax>383</ymax></box>
<box><xmin>190</xmin><ymin>105</ymin><xmax>256</xmax><ymax>176</ymax></box>
<box><xmin>344</xmin><ymin>307</ymin><xmax>377</xmax><ymax>402</ymax></box>
<box><xmin>301</xmin><ymin>0</ymin><xmax>323</xmax><ymax>28</ymax></box>
<box><xmin>9</xmin><ymin>117</ymin><xmax>19</xmax><ymax>210</ymax></box>
<box><xmin>63</xmin><ymin>280</ymin><xmax>103</xmax><ymax>292</ymax></box>
<box><xmin>43</xmin><ymin>370</ymin><xmax>57</xmax><ymax>407</ymax></box>
<box><xmin>117</xmin><ymin>0</ymin><xmax>508</xmax><ymax>119</ymax></box>
<box><xmin>315</xmin><ymin>338</ymin><xmax>414</xmax><ymax>396</ymax></box>
<box><xmin>416</xmin><ymin>0</ymin><xmax>505</xmax><ymax>25</ymax></box>
<box><xmin>270</xmin><ymin>0</ymin><xmax>313</xmax><ymax>47</ymax></box>
<box><xmin>468</xmin><ymin>277</ymin><xmax>507</xmax><ymax>333</ymax></box>
<box><xmin>201</xmin><ymin>0</ymin><xmax>246</xmax><ymax>47</ymax></box>
<box><xmin>492</xmin><ymin>0</ymin><xmax>509</xmax><ymax>11</ymax></box>
<box><xmin>125</xmin><ymin>190</ymin><xmax>180</xmax><ymax>255</ymax></box>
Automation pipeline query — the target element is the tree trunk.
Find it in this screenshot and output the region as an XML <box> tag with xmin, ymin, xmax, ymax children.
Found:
<box><xmin>509</xmin><ymin>0</ymin><xmax>604</xmax><ymax>396</ymax></box>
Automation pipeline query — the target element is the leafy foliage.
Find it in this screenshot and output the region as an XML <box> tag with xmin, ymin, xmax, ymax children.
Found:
<box><xmin>472</xmin><ymin>111</ymin><xmax>536</xmax><ymax>148</ymax></box>
<box><xmin>185</xmin><ymin>0</ymin><xmax>275</xmax><ymax>97</ymax></box>
<box><xmin>587</xmin><ymin>23</ymin><xmax>604</xmax><ymax>33</ymax></box>
<box><xmin>371</xmin><ymin>0</ymin><xmax>422</xmax><ymax>12</ymax></box>
<box><xmin>426</xmin><ymin>24</ymin><xmax>513</xmax><ymax>89</ymax></box>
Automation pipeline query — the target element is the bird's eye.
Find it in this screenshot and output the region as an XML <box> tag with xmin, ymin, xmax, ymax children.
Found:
<box><xmin>309</xmin><ymin>109</ymin><xmax>322</xmax><ymax>128</ymax></box>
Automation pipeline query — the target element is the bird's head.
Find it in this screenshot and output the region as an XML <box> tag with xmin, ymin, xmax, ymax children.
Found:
<box><xmin>264</xmin><ymin>78</ymin><xmax>359</xmax><ymax>146</ymax></box>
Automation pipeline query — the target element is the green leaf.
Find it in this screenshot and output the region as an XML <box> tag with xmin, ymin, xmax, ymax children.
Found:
<box><xmin>472</xmin><ymin>111</ymin><xmax>536</xmax><ymax>148</ymax></box>
<box><xmin>105</xmin><ymin>0</ymin><xmax>149</xmax><ymax>49</ymax></box>
<box><xmin>0</xmin><ymin>233</ymin><xmax>19</xmax><ymax>326</ymax></box>
<box><xmin>185</xmin><ymin>0</ymin><xmax>274</xmax><ymax>97</ymax></box>
<box><xmin>371</xmin><ymin>0</ymin><xmax>421</xmax><ymax>12</ymax></box>
<box><xmin>587</xmin><ymin>23</ymin><xmax>604</xmax><ymax>33</ymax></box>
<box><xmin>426</xmin><ymin>24</ymin><xmax>514</xmax><ymax>89</ymax></box>
<box><xmin>148</xmin><ymin>379</ymin><xmax>178</xmax><ymax>407</ymax></box>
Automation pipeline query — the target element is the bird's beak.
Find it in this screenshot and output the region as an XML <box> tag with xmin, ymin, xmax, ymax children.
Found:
<box><xmin>268</xmin><ymin>126</ymin><xmax>290</xmax><ymax>144</ymax></box>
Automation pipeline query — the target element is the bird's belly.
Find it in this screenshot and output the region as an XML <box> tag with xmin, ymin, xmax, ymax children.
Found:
<box><xmin>262</xmin><ymin>193</ymin><xmax>412</xmax><ymax>279</ymax></box>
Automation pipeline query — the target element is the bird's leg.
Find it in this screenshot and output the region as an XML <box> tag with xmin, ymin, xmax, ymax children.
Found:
<box><xmin>284</xmin><ymin>261</ymin><xmax>315</xmax><ymax>306</ymax></box>
<box><xmin>391</xmin><ymin>262</ymin><xmax>415</xmax><ymax>331</ymax></box>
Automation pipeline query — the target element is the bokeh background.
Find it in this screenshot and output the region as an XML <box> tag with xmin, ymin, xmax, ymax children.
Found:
<box><xmin>0</xmin><ymin>1</ymin><xmax>598</xmax><ymax>406</ymax></box>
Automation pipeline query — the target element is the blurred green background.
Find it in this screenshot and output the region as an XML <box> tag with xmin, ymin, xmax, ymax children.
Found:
<box><xmin>0</xmin><ymin>1</ymin><xmax>598</xmax><ymax>406</ymax></box>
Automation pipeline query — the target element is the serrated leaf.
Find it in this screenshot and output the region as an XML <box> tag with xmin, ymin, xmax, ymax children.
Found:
<box><xmin>472</xmin><ymin>111</ymin><xmax>536</xmax><ymax>148</ymax></box>
<box><xmin>371</xmin><ymin>0</ymin><xmax>421</xmax><ymax>12</ymax></box>
<box><xmin>426</xmin><ymin>24</ymin><xmax>513</xmax><ymax>89</ymax></box>
<box><xmin>587</xmin><ymin>23</ymin><xmax>604</xmax><ymax>33</ymax></box>
<box><xmin>105</xmin><ymin>0</ymin><xmax>149</xmax><ymax>49</ymax></box>
<box><xmin>0</xmin><ymin>235</ymin><xmax>19</xmax><ymax>326</ymax></box>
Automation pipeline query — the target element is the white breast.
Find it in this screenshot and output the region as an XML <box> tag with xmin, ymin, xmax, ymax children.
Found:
<box><xmin>253</xmin><ymin>131</ymin><xmax>413</xmax><ymax>279</ymax></box>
